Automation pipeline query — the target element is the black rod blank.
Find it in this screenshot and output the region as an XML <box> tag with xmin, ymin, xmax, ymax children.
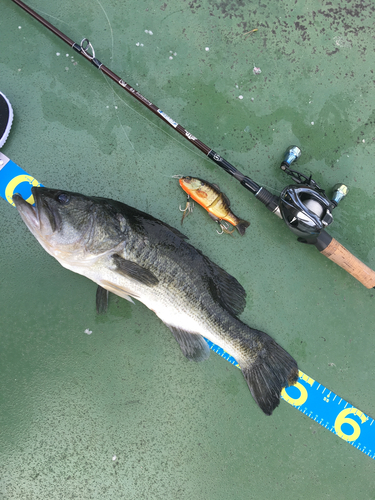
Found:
<box><xmin>12</xmin><ymin>0</ymin><xmax>268</xmax><ymax>199</ymax></box>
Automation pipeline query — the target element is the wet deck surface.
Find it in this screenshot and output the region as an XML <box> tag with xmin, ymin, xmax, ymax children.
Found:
<box><xmin>1</xmin><ymin>0</ymin><xmax>375</xmax><ymax>498</ymax></box>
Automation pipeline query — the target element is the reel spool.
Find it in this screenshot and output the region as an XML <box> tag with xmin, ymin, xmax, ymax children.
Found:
<box><xmin>278</xmin><ymin>146</ymin><xmax>348</xmax><ymax>244</ymax></box>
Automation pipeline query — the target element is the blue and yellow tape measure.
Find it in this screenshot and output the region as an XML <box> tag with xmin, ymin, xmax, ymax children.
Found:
<box><xmin>1</xmin><ymin>151</ymin><xmax>374</xmax><ymax>460</ymax></box>
<box><xmin>206</xmin><ymin>339</ymin><xmax>375</xmax><ymax>460</ymax></box>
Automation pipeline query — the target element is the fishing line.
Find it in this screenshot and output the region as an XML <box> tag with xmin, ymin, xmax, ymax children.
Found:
<box><xmin>100</xmin><ymin>73</ymin><xmax>215</xmax><ymax>165</ymax></box>
<box><xmin>95</xmin><ymin>0</ymin><xmax>114</xmax><ymax>61</ymax></box>
<box><xmin>102</xmin><ymin>72</ymin><xmax>282</xmax><ymax>191</ymax></box>
<box><xmin>12</xmin><ymin>0</ymin><xmax>264</xmax><ymax>191</ymax></box>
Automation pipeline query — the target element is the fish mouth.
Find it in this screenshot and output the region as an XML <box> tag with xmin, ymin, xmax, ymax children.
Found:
<box><xmin>12</xmin><ymin>189</ymin><xmax>40</xmax><ymax>231</ymax></box>
<box><xmin>13</xmin><ymin>187</ymin><xmax>57</xmax><ymax>235</ymax></box>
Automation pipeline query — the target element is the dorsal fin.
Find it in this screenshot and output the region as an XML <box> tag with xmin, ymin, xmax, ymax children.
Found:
<box><xmin>204</xmin><ymin>257</ymin><xmax>246</xmax><ymax>316</ymax></box>
<box><xmin>220</xmin><ymin>192</ymin><xmax>231</xmax><ymax>208</ymax></box>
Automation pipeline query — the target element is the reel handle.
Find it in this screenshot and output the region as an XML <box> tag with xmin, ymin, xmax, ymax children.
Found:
<box><xmin>316</xmin><ymin>231</ymin><xmax>375</xmax><ymax>289</ymax></box>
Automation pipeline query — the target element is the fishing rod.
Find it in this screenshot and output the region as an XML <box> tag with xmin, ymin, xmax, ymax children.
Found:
<box><xmin>12</xmin><ymin>0</ymin><xmax>375</xmax><ymax>289</ymax></box>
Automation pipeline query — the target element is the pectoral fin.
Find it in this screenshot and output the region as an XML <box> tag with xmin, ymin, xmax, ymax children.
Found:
<box><xmin>166</xmin><ymin>325</ymin><xmax>210</xmax><ymax>362</ymax></box>
<box><xmin>112</xmin><ymin>254</ymin><xmax>159</xmax><ymax>286</ymax></box>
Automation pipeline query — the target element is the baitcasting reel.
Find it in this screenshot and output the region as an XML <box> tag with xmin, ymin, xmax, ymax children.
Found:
<box><xmin>278</xmin><ymin>146</ymin><xmax>348</xmax><ymax>244</ymax></box>
<box><xmin>254</xmin><ymin>144</ymin><xmax>375</xmax><ymax>289</ymax></box>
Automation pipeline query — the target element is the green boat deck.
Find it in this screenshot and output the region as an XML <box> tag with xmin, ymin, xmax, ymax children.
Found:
<box><xmin>1</xmin><ymin>0</ymin><xmax>375</xmax><ymax>498</ymax></box>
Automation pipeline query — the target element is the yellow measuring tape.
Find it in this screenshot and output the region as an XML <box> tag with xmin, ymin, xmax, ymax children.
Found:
<box><xmin>1</xmin><ymin>151</ymin><xmax>373</xmax><ymax>460</ymax></box>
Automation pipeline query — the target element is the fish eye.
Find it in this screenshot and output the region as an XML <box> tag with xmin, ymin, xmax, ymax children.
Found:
<box><xmin>56</xmin><ymin>192</ymin><xmax>70</xmax><ymax>205</ymax></box>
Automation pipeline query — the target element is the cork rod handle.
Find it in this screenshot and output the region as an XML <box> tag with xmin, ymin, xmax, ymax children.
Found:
<box><xmin>320</xmin><ymin>238</ymin><xmax>375</xmax><ymax>289</ymax></box>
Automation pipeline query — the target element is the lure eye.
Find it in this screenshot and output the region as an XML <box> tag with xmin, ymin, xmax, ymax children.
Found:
<box><xmin>56</xmin><ymin>192</ymin><xmax>70</xmax><ymax>205</ymax></box>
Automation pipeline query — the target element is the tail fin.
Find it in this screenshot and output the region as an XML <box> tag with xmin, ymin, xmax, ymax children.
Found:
<box><xmin>240</xmin><ymin>331</ymin><xmax>298</xmax><ymax>415</ymax></box>
<box><xmin>236</xmin><ymin>219</ymin><xmax>250</xmax><ymax>235</ymax></box>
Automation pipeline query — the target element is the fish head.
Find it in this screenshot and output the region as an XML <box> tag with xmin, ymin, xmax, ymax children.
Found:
<box><xmin>179</xmin><ymin>176</ymin><xmax>204</xmax><ymax>193</ymax></box>
<box><xmin>13</xmin><ymin>187</ymin><xmax>125</xmax><ymax>263</ymax></box>
<box><xmin>179</xmin><ymin>177</ymin><xmax>219</xmax><ymax>205</ymax></box>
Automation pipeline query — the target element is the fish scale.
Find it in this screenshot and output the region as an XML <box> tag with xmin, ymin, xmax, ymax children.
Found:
<box><xmin>1</xmin><ymin>157</ymin><xmax>374</xmax><ymax>455</ymax></box>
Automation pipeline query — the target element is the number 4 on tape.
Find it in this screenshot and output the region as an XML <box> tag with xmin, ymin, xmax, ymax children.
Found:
<box><xmin>205</xmin><ymin>338</ymin><xmax>375</xmax><ymax>460</ymax></box>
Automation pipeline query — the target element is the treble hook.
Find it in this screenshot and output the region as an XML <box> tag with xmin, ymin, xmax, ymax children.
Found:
<box><xmin>216</xmin><ymin>221</ymin><xmax>235</xmax><ymax>236</ymax></box>
<box><xmin>179</xmin><ymin>195</ymin><xmax>194</xmax><ymax>224</ymax></box>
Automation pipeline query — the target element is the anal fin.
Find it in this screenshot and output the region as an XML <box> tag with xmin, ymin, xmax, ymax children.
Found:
<box><xmin>166</xmin><ymin>325</ymin><xmax>210</xmax><ymax>362</ymax></box>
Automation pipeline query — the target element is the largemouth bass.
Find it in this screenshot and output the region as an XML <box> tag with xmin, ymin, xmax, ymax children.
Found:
<box><xmin>13</xmin><ymin>187</ymin><xmax>298</xmax><ymax>415</ymax></box>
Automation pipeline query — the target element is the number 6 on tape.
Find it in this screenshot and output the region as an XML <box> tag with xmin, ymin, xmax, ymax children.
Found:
<box><xmin>334</xmin><ymin>407</ymin><xmax>368</xmax><ymax>442</ymax></box>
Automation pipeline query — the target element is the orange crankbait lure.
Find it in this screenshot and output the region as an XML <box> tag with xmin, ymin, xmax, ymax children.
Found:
<box><xmin>179</xmin><ymin>176</ymin><xmax>250</xmax><ymax>235</ymax></box>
